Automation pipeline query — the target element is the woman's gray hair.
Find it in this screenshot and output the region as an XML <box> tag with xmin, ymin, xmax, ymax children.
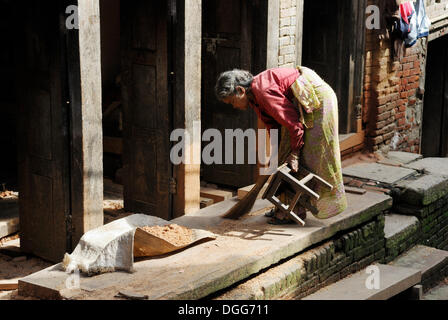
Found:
<box><xmin>215</xmin><ymin>69</ymin><xmax>254</xmax><ymax>100</ymax></box>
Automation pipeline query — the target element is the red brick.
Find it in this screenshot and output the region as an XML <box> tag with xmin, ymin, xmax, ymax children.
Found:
<box><xmin>398</xmin><ymin>118</ymin><xmax>406</xmax><ymax>126</ymax></box>
<box><xmin>399</xmin><ymin>105</ymin><xmax>406</xmax><ymax>112</ymax></box>
<box><xmin>395</xmin><ymin>112</ymin><xmax>405</xmax><ymax>119</ymax></box>
<box><xmin>413</xmin><ymin>60</ymin><xmax>420</xmax><ymax>68</ymax></box>
<box><xmin>402</xmin><ymin>62</ymin><xmax>413</xmax><ymax>70</ymax></box>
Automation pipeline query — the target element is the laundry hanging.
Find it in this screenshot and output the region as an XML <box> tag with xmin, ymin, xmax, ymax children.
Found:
<box><xmin>414</xmin><ymin>0</ymin><xmax>431</xmax><ymax>38</ymax></box>
<box><xmin>398</xmin><ymin>1</ymin><xmax>417</xmax><ymax>47</ymax></box>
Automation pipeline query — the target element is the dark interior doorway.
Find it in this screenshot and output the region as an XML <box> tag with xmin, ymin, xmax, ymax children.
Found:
<box><xmin>0</xmin><ymin>0</ymin><xmax>18</xmax><ymax>193</ymax></box>
<box><xmin>119</xmin><ymin>0</ymin><xmax>175</xmax><ymax>219</ymax></box>
<box><xmin>201</xmin><ymin>0</ymin><xmax>268</xmax><ymax>188</ymax></box>
<box><xmin>421</xmin><ymin>35</ymin><xmax>448</xmax><ymax>157</ymax></box>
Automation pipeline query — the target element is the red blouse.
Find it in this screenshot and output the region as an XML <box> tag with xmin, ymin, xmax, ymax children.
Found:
<box><xmin>250</xmin><ymin>68</ymin><xmax>304</xmax><ymax>152</ymax></box>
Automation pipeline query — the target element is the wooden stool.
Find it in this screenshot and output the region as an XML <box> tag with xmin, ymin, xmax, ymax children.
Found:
<box><xmin>262</xmin><ymin>165</ymin><xmax>333</xmax><ymax>226</ymax></box>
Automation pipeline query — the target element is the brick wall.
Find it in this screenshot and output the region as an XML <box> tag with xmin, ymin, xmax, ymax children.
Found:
<box><xmin>278</xmin><ymin>0</ymin><xmax>298</xmax><ymax>68</ymax></box>
<box><xmin>396</xmin><ymin>194</ymin><xmax>448</xmax><ymax>251</ymax></box>
<box><xmin>364</xmin><ymin>0</ymin><xmax>448</xmax><ymax>154</ymax></box>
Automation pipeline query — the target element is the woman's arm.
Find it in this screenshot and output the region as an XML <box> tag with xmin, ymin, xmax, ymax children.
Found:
<box><xmin>258</xmin><ymin>88</ymin><xmax>305</xmax><ymax>153</ymax></box>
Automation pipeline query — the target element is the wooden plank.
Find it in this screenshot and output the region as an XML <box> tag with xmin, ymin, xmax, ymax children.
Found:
<box><xmin>103</xmin><ymin>136</ymin><xmax>123</xmax><ymax>155</ymax></box>
<box><xmin>344</xmin><ymin>186</ymin><xmax>366</xmax><ymax>195</ymax></box>
<box><xmin>68</xmin><ymin>0</ymin><xmax>104</xmax><ymax>251</ymax></box>
<box><xmin>200</xmin><ymin>187</ymin><xmax>233</xmax><ymax>203</ymax></box>
<box><xmin>0</xmin><ymin>279</ymin><xmax>18</xmax><ymax>291</ymax></box>
<box><xmin>18</xmin><ymin>192</ymin><xmax>392</xmax><ymax>300</ymax></box>
<box><xmin>339</xmin><ymin>131</ymin><xmax>365</xmax><ymax>152</ymax></box>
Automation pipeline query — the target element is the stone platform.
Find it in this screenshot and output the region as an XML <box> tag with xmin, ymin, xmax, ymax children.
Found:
<box><xmin>18</xmin><ymin>191</ymin><xmax>391</xmax><ymax>300</ymax></box>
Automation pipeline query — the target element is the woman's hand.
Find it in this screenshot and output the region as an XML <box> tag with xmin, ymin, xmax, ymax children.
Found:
<box><xmin>287</xmin><ymin>151</ymin><xmax>299</xmax><ymax>173</ymax></box>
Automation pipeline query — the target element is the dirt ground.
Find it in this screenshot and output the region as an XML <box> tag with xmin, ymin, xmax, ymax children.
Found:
<box><xmin>0</xmin><ymin>198</ymin><xmax>133</xmax><ymax>300</ymax></box>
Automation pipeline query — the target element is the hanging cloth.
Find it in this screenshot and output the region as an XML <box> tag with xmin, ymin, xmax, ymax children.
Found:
<box><xmin>398</xmin><ymin>1</ymin><xmax>417</xmax><ymax>47</ymax></box>
<box><xmin>415</xmin><ymin>0</ymin><xmax>431</xmax><ymax>38</ymax></box>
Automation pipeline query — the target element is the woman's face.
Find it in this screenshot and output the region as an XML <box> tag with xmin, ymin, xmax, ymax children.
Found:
<box><xmin>221</xmin><ymin>87</ymin><xmax>249</xmax><ymax>110</ymax></box>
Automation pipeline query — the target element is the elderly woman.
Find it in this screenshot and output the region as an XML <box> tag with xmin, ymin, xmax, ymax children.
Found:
<box><xmin>215</xmin><ymin>67</ymin><xmax>347</xmax><ymax>224</ymax></box>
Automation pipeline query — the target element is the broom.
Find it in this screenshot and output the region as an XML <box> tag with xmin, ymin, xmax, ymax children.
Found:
<box><xmin>222</xmin><ymin>162</ymin><xmax>288</xmax><ymax>220</ymax></box>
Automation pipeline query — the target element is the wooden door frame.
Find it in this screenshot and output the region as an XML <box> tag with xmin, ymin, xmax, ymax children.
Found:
<box><xmin>65</xmin><ymin>0</ymin><xmax>104</xmax><ymax>248</ymax></box>
<box><xmin>172</xmin><ymin>0</ymin><xmax>202</xmax><ymax>217</ymax></box>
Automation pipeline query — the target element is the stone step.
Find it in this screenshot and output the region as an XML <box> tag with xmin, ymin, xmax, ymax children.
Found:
<box><xmin>390</xmin><ymin>245</ymin><xmax>448</xmax><ymax>291</ymax></box>
<box><xmin>343</xmin><ymin>162</ymin><xmax>417</xmax><ymax>185</ymax></box>
<box><xmin>383</xmin><ymin>214</ymin><xmax>420</xmax><ymax>263</ymax></box>
<box><xmin>302</xmin><ymin>264</ymin><xmax>421</xmax><ymax>300</ymax></box>
<box><xmin>0</xmin><ymin>204</ymin><xmax>19</xmax><ymax>239</ymax></box>
<box><xmin>384</xmin><ymin>214</ymin><xmax>419</xmax><ymax>240</ymax></box>
<box><xmin>384</xmin><ymin>151</ymin><xmax>423</xmax><ymax>165</ymax></box>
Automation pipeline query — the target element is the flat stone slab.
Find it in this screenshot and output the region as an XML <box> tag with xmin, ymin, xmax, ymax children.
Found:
<box><xmin>404</xmin><ymin>157</ymin><xmax>448</xmax><ymax>176</ymax></box>
<box><xmin>386</xmin><ymin>151</ymin><xmax>423</xmax><ymax>165</ymax></box>
<box><xmin>423</xmin><ymin>283</ymin><xmax>448</xmax><ymax>300</ymax></box>
<box><xmin>0</xmin><ymin>204</ymin><xmax>19</xmax><ymax>239</ymax></box>
<box><xmin>302</xmin><ymin>264</ymin><xmax>421</xmax><ymax>300</ymax></box>
<box><xmin>390</xmin><ymin>245</ymin><xmax>448</xmax><ymax>278</ymax></box>
<box><xmin>395</xmin><ymin>173</ymin><xmax>448</xmax><ymax>205</ymax></box>
<box><xmin>384</xmin><ymin>214</ymin><xmax>419</xmax><ymax>240</ymax></box>
<box><xmin>19</xmin><ymin>191</ymin><xmax>392</xmax><ymax>300</ymax></box>
<box><xmin>343</xmin><ymin>163</ymin><xmax>416</xmax><ymax>184</ymax></box>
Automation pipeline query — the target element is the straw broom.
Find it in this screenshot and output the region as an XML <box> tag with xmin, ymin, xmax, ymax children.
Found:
<box><xmin>222</xmin><ymin>161</ymin><xmax>288</xmax><ymax>220</ymax></box>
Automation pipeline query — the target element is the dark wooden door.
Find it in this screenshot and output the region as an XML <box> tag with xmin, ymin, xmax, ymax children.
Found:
<box><xmin>422</xmin><ymin>35</ymin><xmax>448</xmax><ymax>157</ymax></box>
<box><xmin>302</xmin><ymin>0</ymin><xmax>366</xmax><ymax>133</ymax></box>
<box><xmin>121</xmin><ymin>1</ymin><xmax>173</xmax><ymax>219</ymax></box>
<box><xmin>15</xmin><ymin>2</ymin><xmax>71</xmax><ymax>262</ymax></box>
<box><xmin>202</xmin><ymin>0</ymin><xmax>257</xmax><ymax>188</ymax></box>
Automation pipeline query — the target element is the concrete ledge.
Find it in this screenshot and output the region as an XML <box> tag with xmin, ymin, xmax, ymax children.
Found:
<box><xmin>343</xmin><ymin>163</ymin><xmax>416</xmax><ymax>185</ymax></box>
<box><xmin>384</xmin><ymin>214</ymin><xmax>420</xmax><ymax>262</ymax></box>
<box><xmin>384</xmin><ymin>214</ymin><xmax>419</xmax><ymax>240</ymax></box>
<box><xmin>19</xmin><ymin>191</ymin><xmax>392</xmax><ymax>300</ymax></box>
<box><xmin>390</xmin><ymin>245</ymin><xmax>448</xmax><ymax>291</ymax></box>
<box><xmin>302</xmin><ymin>264</ymin><xmax>421</xmax><ymax>300</ymax></box>
<box><xmin>404</xmin><ymin>158</ymin><xmax>448</xmax><ymax>176</ymax></box>
<box><xmin>395</xmin><ymin>173</ymin><xmax>448</xmax><ymax>206</ymax></box>
<box><xmin>386</xmin><ymin>151</ymin><xmax>423</xmax><ymax>165</ymax></box>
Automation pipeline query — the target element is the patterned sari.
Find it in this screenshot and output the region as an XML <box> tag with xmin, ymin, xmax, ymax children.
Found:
<box><xmin>278</xmin><ymin>66</ymin><xmax>347</xmax><ymax>219</ymax></box>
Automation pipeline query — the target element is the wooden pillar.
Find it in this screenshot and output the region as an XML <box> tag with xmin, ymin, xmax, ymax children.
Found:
<box><xmin>68</xmin><ymin>0</ymin><xmax>104</xmax><ymax>247</ymax></box>
<box><xmin>172</xmin><ymin>0</ymin><xmax>202</xmax><ymax>217</ymax></box>
<box><xmin>296</xmin><ymin>0</ymin><xmax>304</xmax><ymax>66</ymax></box>
<box><xmin>267</xmin><ymin>0</ymin><xmax>279</xmax><ymax>69</ymax></box>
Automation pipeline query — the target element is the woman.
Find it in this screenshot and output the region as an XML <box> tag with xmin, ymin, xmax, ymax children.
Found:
<box><xmin>215</xmin><ymin>66</ymin><xmax>347</xmax><ymax>224</ymax></box>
